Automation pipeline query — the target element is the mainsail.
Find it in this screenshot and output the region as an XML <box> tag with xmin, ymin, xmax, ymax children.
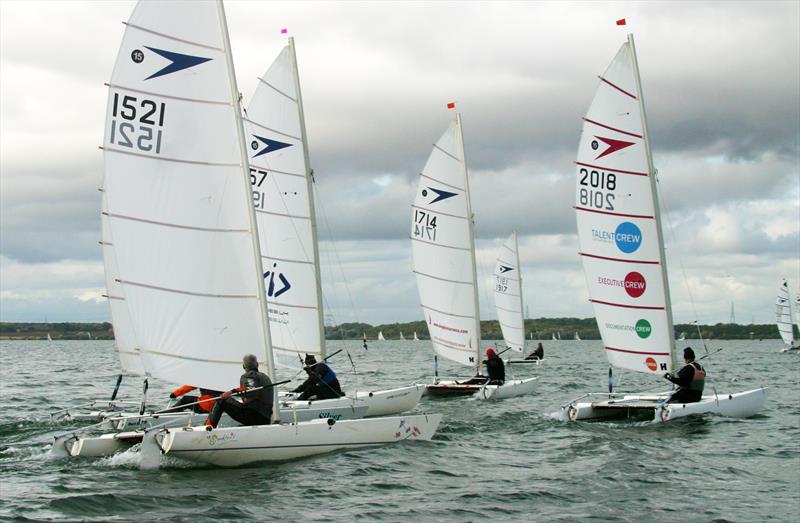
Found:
<box><xmin>102</xmin><ymin>0</ymin><xmax>273</xmax><ymax>391</ymax></box>
<box><xmin>101</xmin><ymin>191</ymin><xmax>144</xmax><ymax>375</ymax></box>
<box><xmin>575</xmin><ymin>35</ymin><xmax>677</xmax><ymax>375</ymax></box>
<box><xmin>493</xmin><ymin>232</ymin><xmax>524</xmax><ymax>353</ymax></box>
<box><xmin>776</xmin><ymin>278</ymin><xmax>795</xmax><ymax>347</ymax></box>
<box><xmin>243</xmin><ymin>39</ymin><xmax>324</xmax><ymax>369</ymax></box>
<box><xmin>411</xmin><ymin>115</ymin><xmax>481</xmax><ymax>369</ymax></box>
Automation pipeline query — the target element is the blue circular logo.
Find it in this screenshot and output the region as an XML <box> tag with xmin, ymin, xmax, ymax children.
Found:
<box><xmin>614</xmin><ymin>222</ymin><xmax>642</xmax><ymax>253</ymax></box>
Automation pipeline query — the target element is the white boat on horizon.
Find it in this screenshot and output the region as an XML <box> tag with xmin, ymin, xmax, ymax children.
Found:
<box><xmin>561</xmin><ymin>30</ymin><xmax>766</xmax><ymax>422</ymax></box>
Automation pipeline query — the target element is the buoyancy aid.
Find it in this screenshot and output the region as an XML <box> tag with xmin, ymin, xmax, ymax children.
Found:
<box><xmin>688</xmin><ymin>362</ymin><xmax>705</xmax><ymax>392</ymax></box>
<box><xmin>319</xmin><ymin>364</ymin><xmax>337</xmax><ymax>385</ymax></box>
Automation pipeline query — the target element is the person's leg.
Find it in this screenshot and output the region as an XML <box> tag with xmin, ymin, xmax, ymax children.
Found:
<box><xmin>206</xmin><ymin>398</ymin><xmax>227</xmax><ymax>427</ymax></box>
<box><xmin>221</xmin><ymin>401</ymin><xmax>270</xmax><ymax>425</ymax></box>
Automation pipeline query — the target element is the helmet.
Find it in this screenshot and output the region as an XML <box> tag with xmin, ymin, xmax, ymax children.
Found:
<box><xmin>242</xmin><ymin>354</ymin><xmax>259</xmax><ymax>370</ymax></box>
<box><xmin>486</xmin><ymin>348</ymin><xmax>496</xmax><ymax>357</ymax></box>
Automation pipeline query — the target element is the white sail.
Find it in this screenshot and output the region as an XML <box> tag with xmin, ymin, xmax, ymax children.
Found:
<box><xmin>411</xmin><ymin>116</ymin><xmax>481</xmax><ymax>368</ymax></box>
<box><xmin>400</xmin><ymin>332</ymin><xmax>405</xmax><ymax>340</ymax></box>
<box><xmin>795</xmin><ymin>291</ymin><xmax>800</xmax><ymax>333</ymax></box>
<box><xmin>243</xmin><ymin>40</ymin><xmax>323</xmax><ymax>369</ymax></box>
<box><xmin>776</xmin><ymin>278</ymin><xmax>795</xmax><ymax>347</ymax></box>
<box><xmin>493</xmin><ymin>232</ymin><xmax>524</xmax><ymax>352</ymax></box>
<box><xmin>102</xmin><ymin>0</ymin><xmax>272</xmax><ymax>391</ymax></box>
<box><xmin>377</xmin><ymin>331</ymin><xmax>385</xmax><ymax>341</ymax></box>
<box><xmin>552</xmin><ymin>333</ymin><xmax>557</xmax><ymax>341</ymax></box>
<box><xmin>575</xmin><ymin>37</ymin><xmax>676</xmax><ymax>375</ymax></box>
<box><xmin>574</xmin><ymin>332</ymin><xmax>581</xmax><ymax>341</ymax></box>
<box><xmin>414</xmin><ymin>331</ymin><xmax>419</xmax><ymax>341</ymax></box>
<box><xmin>101</xmin><ymin>191</ymin><xmax>144</xmax><ymax>375</ymax></box>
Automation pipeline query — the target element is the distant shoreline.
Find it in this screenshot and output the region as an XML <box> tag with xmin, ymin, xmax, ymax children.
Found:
<box><xmin>0</xmin><ymin>320</ymin><xmax>787</xmax><ymax>341</ymax></box>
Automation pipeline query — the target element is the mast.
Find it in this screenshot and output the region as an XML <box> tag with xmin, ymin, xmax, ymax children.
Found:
<box><xmin>289</xmin><ymin>36</ymin><xmax>327</xmax><ymax>358</ymax></box>
<box><xmin>513</xmin><ymin>231</ymin><xmax>525</xmax><ymax>347</ymax></box>
<box><xmin>457</xmin><ymin>113</ymin><xmax>482</xmax><ymax>373</ymax></box>
<box><xmin>628</xmin><ymin>33</ymin><xmax>678</xmax><ymax>372</ymax></box>
<box><xmin>217</xmin><ymin>0</ymin><xmax>279</xmax><ymax>418</ymax></box>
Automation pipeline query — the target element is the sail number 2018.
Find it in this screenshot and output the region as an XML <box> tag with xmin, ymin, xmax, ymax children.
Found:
<box><xmin>108</xmin><ymin>93</ymin><xmax>165</xmax><ymax>153</ymax></box>
<box><xmin>579</xmin><ymin>168</ymin><xmax>615</xmax><ymax>211</ymax></box>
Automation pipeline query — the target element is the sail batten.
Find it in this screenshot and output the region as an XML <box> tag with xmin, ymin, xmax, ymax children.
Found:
<box><xmin>575</xmin><ymin>37</ymin><xmax>675</xmax><ymax>376</ymax></box>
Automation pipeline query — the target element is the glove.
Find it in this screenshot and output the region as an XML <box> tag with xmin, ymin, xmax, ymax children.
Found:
<box><xmin>169</xmin><ymin>392</ymin><xmax>177</xmax><ymax>399</ymax></box>
<box><xmin>663</xmin><ymin>373</ymin><xmax>671</xmax><ymax>380</ymax></box>
<box><xmin>221</xmin><ymin>391</ymin><xmax>233</xmax><ymax>399</ymax></box>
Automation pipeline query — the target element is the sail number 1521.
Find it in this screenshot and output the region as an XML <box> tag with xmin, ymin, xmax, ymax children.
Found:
<box><xmin>108</xmin><ymin>93</ymin><xmax>165</xmax><ymax>154</ymax></box>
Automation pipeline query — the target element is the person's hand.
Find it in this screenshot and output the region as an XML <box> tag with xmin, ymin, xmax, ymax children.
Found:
<box><xmin>663</xmin><ymin>373</ymin><xmax>671</xmax><ymax>380</ymax></box>
<box><xmin>221</xmin><ymin>391</ymin><xmax>233</xmax><ymax>399</ymax></box>
<box><xmin>169</xmin><ymin>392</ymin><xmax>177</xmax><ymax>399</ymax></box>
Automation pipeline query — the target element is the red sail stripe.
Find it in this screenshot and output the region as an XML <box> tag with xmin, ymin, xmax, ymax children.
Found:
<box><xmin>575</xmin><ymin>206</ymin><xmax>654</xmax><ymax>220</ymax></box>
<box><xmin>580</xmin><ymin>252</ymin><xmax>660</xmax><ymax>265</ymax></box>
<box><xmin>590</xmin><ymin>299</ymin><xmax>665</xmax><ymax>310</ymax></box>
<box><xmin>583</xmin><ymin>118</ymin><xmax>643</xmax><ymax>139</ymax></box>
<box><xmin>598</xmin><ymin>75</ymin><xmax>637</xmax><ymax>99</ymax></box>
<box><xmin>605</xmin><ymin>346</ymin><xmax>670</xmax><ymax>356</ymax></box>
<box><xmin>575</xmin><ymin>161</ymin><xmax>648</xmax><ymax>177</ymax></box>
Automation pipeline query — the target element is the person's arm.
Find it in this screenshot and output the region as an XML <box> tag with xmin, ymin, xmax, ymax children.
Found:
<box><xmin>169</xmin><ymin>384</ymin><xmax>196</xmax><ymax>399</ymax></box>
<box><xmin>665</xmin><ymin>366</ymin><xmax>693</xmax><ymax>386</ymax></box>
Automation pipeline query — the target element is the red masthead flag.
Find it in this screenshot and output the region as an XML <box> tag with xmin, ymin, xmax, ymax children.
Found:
<box><xmin>447</xmin><ymin>102</ymin><xmax>456</xmax><ymax>109</ymax></box>
<box><xmin>281</xmin><ymin>28</ymin><xmax>288</xmax><ymax>34</ymax></box>
<box><xmin>616</xmin><ymin>18</ymin><xmax>626</xmax><ymax>26</ymax></box>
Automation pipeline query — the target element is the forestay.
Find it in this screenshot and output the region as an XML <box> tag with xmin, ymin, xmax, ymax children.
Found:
<box><xmin>244</xmin><ymin>40</ymin><xmax>324</xmax><ymax>369</ymax></box>
<box><xmin>775</xmin><ymin>279</ymin><xmax>795</xmax><ymax>347</ymax></box>
<box><xmin>493</xmin><ymin>232</ymin><xmax>524</xmax><ymax>352</ymax></box>
<box><xmin>101</xmin><ymin>191</ymin><xmax>144</xmax><ymax>375</ymax></box>
<box><xmin>411</xmin><ymin>117</ymin><xmax>481</xmax><ymax>368</ymax></box>
<box><xmin>575</xmin><ymin>38</ymin><xmax>676</xmax><ymax>376</ymax></box>
<box><xmin>102</xmin><ymin>1</ymin><xmax>270</xmax><ymax>391</ymax></box>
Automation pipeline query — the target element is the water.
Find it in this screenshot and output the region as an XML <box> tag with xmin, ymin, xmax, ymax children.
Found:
<box><xmin>1</xmin><ymin>339</ymin><xmax>797</xmax><ymax>522</ymax></box>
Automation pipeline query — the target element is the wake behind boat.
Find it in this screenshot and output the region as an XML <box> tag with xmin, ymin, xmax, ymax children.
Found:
<box><xmin>561</xmin><ymin>30</ymin><xmax>766</xmax><ymax>422</ymax></box>
<box><xmin>410</xmin><ymin>112</ymin><xmax>536</xmax><ymax>400</ymax></box>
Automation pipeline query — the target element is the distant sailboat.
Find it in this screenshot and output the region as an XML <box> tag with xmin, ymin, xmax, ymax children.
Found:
<box><xmin>776</xmin><ymin>278</ymin><xmax>798</xmax><ymax>352</ymax></box>
<box><xmin>47</xmin><ymin>333</ymin><xmax>53</xmax><ymax>342</ymax></box>
<box><xmin>678</xmin><ymin>332</ymin><xmax>686</xmax><ymax>341</ymax></box>
<box><xmin>413</xmin><ymin>331</ymin><xmax>419</xmax><ymax>341</ymax></box>
<box><xmin>574</xmin><ymin>332</ymin><xmax>581</xmax><ymax>341</ymax></box>
<box><xmin>87</xmin><ymin>332</ymin><xmax>92</xmax><ymax>340</ymax></box>
<box><xmin>399</xmin><ymin>332</ymin><xmax>405</xmax><ymax>341</ymax></box>
<box><xmin>377</xmin><ymin>331</ymin><xmax>385</xmax><ymax>341</ymax></box>
<box><xmin>493</xmin><ymin>231</ymin><xmax>525</xmax><ymax>355</ymax></box>
<box><xmin>552</xmin><ymin>333</ymin><xmax>557</xmax><ymax>341</ymax></box>
<box><xmin>557</xmin><ymin>332</ymin><xmax>562</xmax><ymax>341</ymax></box>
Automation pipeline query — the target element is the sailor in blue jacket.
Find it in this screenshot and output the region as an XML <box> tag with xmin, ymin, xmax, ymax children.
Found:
<box><xmin>293</xmin><ymin>354</ymin><xmax>345</xmax><ymax>400</ymax></box>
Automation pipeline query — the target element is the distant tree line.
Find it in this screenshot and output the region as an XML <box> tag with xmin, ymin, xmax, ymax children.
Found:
<box><xmin>0</xmin><ymin>319</ymin><xmax>791</xmax><ymax>341</ymax></box>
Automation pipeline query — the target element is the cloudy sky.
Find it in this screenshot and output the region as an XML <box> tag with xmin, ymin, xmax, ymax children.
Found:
<box><xmin>1</xmin><ymin>0</ymin><xmax>798</xmax><ymax>326</ymax></box>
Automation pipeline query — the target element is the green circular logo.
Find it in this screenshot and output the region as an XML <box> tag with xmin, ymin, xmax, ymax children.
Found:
<box><xmin>635</xmin><ymin>319</ymin><xmax>652</xmax><ymax>339</ymax></box>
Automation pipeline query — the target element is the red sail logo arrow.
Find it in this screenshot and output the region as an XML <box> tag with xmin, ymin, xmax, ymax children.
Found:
<box><xmin>594</xmin><ymin>135</ymin><xmax>635</xmax><ymax>159</ymax></box>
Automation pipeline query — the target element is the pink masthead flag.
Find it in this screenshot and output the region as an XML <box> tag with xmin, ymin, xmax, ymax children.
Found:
<box><xmin>281</xmin><ymin>28</ymin><xmax>288</xmax><ymax>34</ymax></box>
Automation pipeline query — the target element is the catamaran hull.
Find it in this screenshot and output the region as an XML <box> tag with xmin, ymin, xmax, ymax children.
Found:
<box><xmin>562</xmin><ymin>388</ymin><xmax>768</xmax><ymax>423</ymax></box>
<box><xmin>281</xmin><ymin>385</ymin><xmax>424</xmax><ymax>417</ymax></box>
<box><xmin>156</xmin><ymin>414</ymin><xmax>442</xmax><ymax>467</ymax></box>
<box><xmin>478</xmin><ymin>377</ymin><xmax>538</xmax><ymax>400</ymax></box>
<box><xmin>780</xmin><ymin>346</ymin><xmax>800</xmax><ymax>353</ymax></box>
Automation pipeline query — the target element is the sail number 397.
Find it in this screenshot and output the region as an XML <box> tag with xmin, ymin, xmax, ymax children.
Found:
<box><xmin>108</xmin><ymin>93</ymin><xmax>165</xmax><ymax>153</ymax></box>
<box><xmin>579</xmin><ymin>168</ymin><xmax>615</xmax><ymax>211</ymax></box>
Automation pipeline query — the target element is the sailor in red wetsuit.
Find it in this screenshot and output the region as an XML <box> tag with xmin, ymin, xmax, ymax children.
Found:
<box><xmin>664</xmin><ymin>347</ymin><xmax>705</xmax><ymax>403</ymax></box>
<box><xmin>164</xmin><ymin>385</ymin><xmax>221</xmax><ymax>413</ymax></box>
<box><xmin>482</xmin><ymin>347</ymin><xmax>505</xmax><ymax>385</ymax></box>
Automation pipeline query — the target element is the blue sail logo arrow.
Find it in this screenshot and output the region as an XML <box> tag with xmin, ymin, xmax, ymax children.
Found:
<box><xmin>251</xmin><ymin>135</ymin><xmax>293</xmax><ymax>158</ymax></box>
<box><xmin>144</xmin><ymin>46</ymin><xmax>212</xmax><ymax>80</ymax></box>
<box><xmin>422</xmin><ymin>187</ymin><xmax>458</xmax><ymax>204</ymax></box>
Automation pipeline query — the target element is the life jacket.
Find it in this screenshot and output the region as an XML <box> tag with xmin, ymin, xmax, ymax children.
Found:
<box><xmin>319</xmin><ymin>364</ymin><xmax>337</xmax><ymax>385</ymax></box>
<box><xmin>197</xmin><ymin>393</ymin><xmax>217</xmax><ymax>412</ymax></box>
<box><xmin>688</xmin><ymin>362</ymin><xmax>705</xmax><ymax>392</ymax></box>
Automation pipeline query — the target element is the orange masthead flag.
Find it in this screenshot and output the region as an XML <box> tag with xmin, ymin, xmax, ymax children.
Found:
<box><xmin>616</xmin><ymin>18</ymin><xmax>626</xmax><ymax>26</ymax></box>
<box><xmin>447</xmin><ymin>102</ymin><xmax>456</xmax><ymax>109</ymax></box>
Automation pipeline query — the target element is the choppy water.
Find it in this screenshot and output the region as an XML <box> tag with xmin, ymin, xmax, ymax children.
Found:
<box><xmin>0</xmin><ymin>339</ymin><xmax>798</xmax><ymax>522</ymax></box>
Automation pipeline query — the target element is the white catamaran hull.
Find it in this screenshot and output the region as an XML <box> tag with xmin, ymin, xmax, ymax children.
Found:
<box><xmin>561</xmin><ymin>388</ymin><xmax>767</xmax><ymax>423</ymax></box>
<box><xmin>281</xmin><ymin>385</ymin><xmax>424</xmax><ymax>417</ymax></box>
<box><xmin>478</xmin><ymin>377</ymin><xmax>538</xmax><ymax>400</ymax></box>
<box><xmin>155</xmin><ymin>414</ymin><xmax>442</xmax><ymax>467</ymax></box>
<box><xmin>422</xmin><ymin>378</ymin><xmax>537</xmax><ymax>400</ymax></box>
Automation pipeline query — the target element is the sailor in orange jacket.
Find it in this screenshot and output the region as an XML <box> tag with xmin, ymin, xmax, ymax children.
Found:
<box><xmin>166</xmin><ymin>385</ymin><xmax>222</xmax><ymax>413</ymax></box>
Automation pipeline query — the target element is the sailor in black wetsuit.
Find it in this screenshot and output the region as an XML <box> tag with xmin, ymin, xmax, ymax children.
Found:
<box><xmin>663</xmin><ymin>347</ymin><xmax>705</xmax><ymax>404</ymax></box>
<box><xmin>293</xmin><ymin>354</ymin><xmax>344</xmax><ymax>400</ymax></box>
<box><xmin>526</xmin><ymin>342</ymin><xmax>544</xmax><ymax>361</ymax></box>
<box><xmin>205</xmin><ymin>354</ymin><xmax>273</xmax><ymax>429</ymax></box>
<box><xmin>483</xmin><ymin>348</ymin><xmax>505</xmax><ymax>385</ymax></box>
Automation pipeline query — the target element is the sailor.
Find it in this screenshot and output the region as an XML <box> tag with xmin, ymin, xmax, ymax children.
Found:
<box><xmin>164</xmin><ymin>385</ymin><xmax>221</xmax><ymax>413</ymax></box>
<box><xmin>663</xmin><ymin>347</ymin><xmax>706</xmax><ymax>404</ymax></box>
<box><xmin>205</xmin><ymin>354</ymin><xmax>273</xmax><ymax>429</ymax></box>
<box><xmin>292</xmin><ymin>354</ymin><xmax>344</xmax><ymax>400</ymax></box>
<box><xmin>526</xmin><ymin>342</ymin><xmax>544</xmax><ymax>361</ymax></box>
<box><xmin>483</xmin><ymin>347</ymin><xmax>505</xmax><ymax>385</ymax></box>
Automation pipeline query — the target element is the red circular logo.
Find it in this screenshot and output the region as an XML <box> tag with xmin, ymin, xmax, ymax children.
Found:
<box><xmin>645</xmin><ymin>357</ymin><xmax>657</xmax><ymax>372</ymax></box>
<box><xmin>624</xmin><ymin>271</ymin><xmax>646</xmax><ymax>298</ymax></box>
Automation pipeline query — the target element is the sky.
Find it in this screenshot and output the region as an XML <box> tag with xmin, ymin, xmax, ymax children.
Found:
<box><xmin>1</xmin><ymin>0</ymin><xmax>798</xmax><ymax>326</ymax></box>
